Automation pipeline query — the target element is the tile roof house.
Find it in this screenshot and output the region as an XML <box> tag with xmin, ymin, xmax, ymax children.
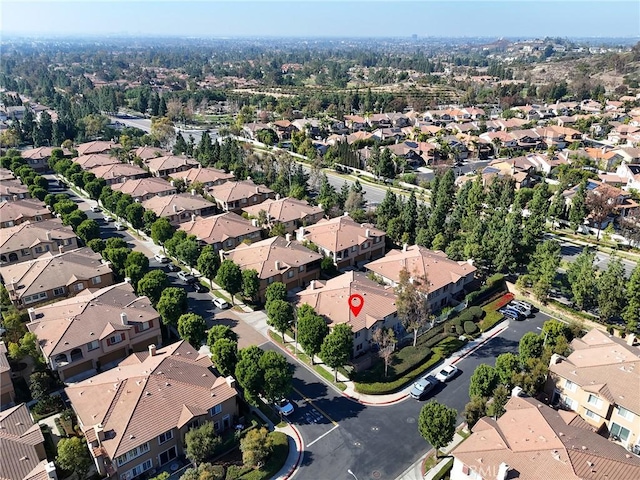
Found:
<box><xmin>142</xmin><ymin>193</ymin><xmax>217</xmax><ymax>226</ymax></box>
<box><xmin>0</xmin><ymin>341</ymin><xmax>15</xmax><ymax>409</ymax></box>
<box><xmin>131</xmin><ymin>146</ymin><xmax>169</xmax><ymax>161</ymax></box>
<box><xmin>171</xmin><ymin>165</ymin><xmax>235</xmax><ymax>188</ymax></box>
<box><xmin>145</xmin><ymin>155</ymin><xmax>199</xmax><ymax>178</ymax></box>
<box><xmin>207</xmin><ymin>179</ymin><xmax>276</xmax><ymax>213</ymax></box>
<box><xmin>111</xmin><ymin>177</ymin><xmax>177</xmax><ymax>202</ymax></box>
<box><xmin>450</xmin><ymin>395</ymin><xmax>640</xmax><ymax>480</ymax></box>
<box><xmin>0</xmin><ymin>199</ymin><xmax>52</xmax><ymax>228</ymax></box>
<box><xmin>0</xmin><ymin>219</ymin><xmax>79</xmax><ymax>266</ymax></box>
<box><xmin>224</xmin><ymin>236</ymin><xmax>322</xmax><ymax>302</ymax></box>
<box><xmin>295</xmin><ymin>271</ymin><xmax>400</xmax><ymax>357</ymax></box>
<box><xmin>365</xmin><ymin>245</ymin><xmax>477</xmax><ymax>312</ymax></box>
<box><xmin>0</xmin><ymin>168</ymin><xmax>16</xmax><ymax>181</ymax></box>
<box><xmin>89</xmin><ymin>163</ymin><xmax>148</xmax><ymax>186</ymax></box>
<box><xmin>178</xmin><ymin>212</ymin><xmax>262</xmax><ymax>251</ymax></box>
<box><xmin>0</xmin><ymin>179</ymin><xmax>31</xmax><ymax>202</ymax></box>
<box><xmin>241</xmin><ymin>196</ymin><xmax>324</xmax><ymax>234</ymax></box>
<box><xmin>0</xmin><ymin>247</ymin><xmax>114</xmax><ymax>309</ymax></box>
<box><xmin>73</xmin><ymin>154</ymin><xmax>121</xmax><ymax>170</ymax></box>
<box><xmin>20</xmin><ymin>146</ymin><xmax>70</xmax><ymax>173</ymax></box>
<box><xmin>0</xmin><ymin>403</ymin><xmax>57</xmax><ymax>480</ymax></box>
<box><xmin>75</xmin><ymin>140</ymin><xmax>118</xmax><ymax>156</ymax></box>
<box><xmin>27</xmin><ymin>281</ymin><xmax>162</xmax><ymax>382</ymax></box>
<box><xmin>296</xmin><ymin>215</ymin><xmax>386</xmax><ymax>270</ymax></box>
<box><xmin>546</xmin><ymin>330</ymin><xmax>640</xmax><ymax>451</ymax></box>
<box><xmin>65</xmin><ymin>341</ymin><xmax>239</xmax><ymax>479</ymax></box>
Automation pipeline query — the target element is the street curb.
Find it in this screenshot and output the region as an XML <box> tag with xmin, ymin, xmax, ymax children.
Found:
<box><xmin>451</xmin><ymin>324</ymin><xmax>508</xmax><ymax>366</ymax></box>
<box><xmin>282</xmin><ymin>424</ymin><xmax>304</xmax><ymax>480</ymax></box>
<box><xmin>342</xmin><ymin>392</ymin><xmax>409</xmax><ymax>406</ymax></box>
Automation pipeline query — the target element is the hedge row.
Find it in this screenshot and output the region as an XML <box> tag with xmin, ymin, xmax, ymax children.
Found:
<box><xmin>465</xmin><ymin>274</ymin><xmax>506</xmax><ymax>306</ymax></box>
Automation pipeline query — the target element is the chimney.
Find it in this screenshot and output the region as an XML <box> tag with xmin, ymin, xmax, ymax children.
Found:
<box><xmin>124</xmin><ymin>277</ymin><xmax>132</xmax><ymax>284</ymax></box>
<box><xmin>120</xmin><ymin>312</ymin><xmax>128</xmax><ymax>325</ymax></box>
<box><xmin>13</xmin><ymin>195</ymin><xmax>18</xmax><ymax>201</ymax></box>
<box><xmin>58</xmin><ymin>245</ymin><xmax>64</xmax><ymax>255</ymax></box>
<box><xmin>296</xmin><ymin>226</ymin><xmax>305</xmax><ymax>242</ymax></box>
<box><xmin>627</xmin><ymin>334</ymin><xmax>637</xmax><ymax>346</ymax></box>
<box><xmin>343</xmin><ymin>211</ymin><xmax>349</xmax><ymax>216</ymax></box>
<box><xmin>225</xmin><ymin>376</ymin><xmax>236</xmax><ymax>388</ymax></box>
<box><xmin>256</xmin><ymin>186</ymin><xmax>260</xmax><ymax>194</ymax></box>
<box><xmin>170</xmin><ymin>180</ymin><xmax>175</xmax><ymax>187</ymax></box>
<box><xmin>365</xmin><ymin>229</ymin><xmax>371</xmax><ymax>238</ymax></box>
<box><xmin>198</xmin><ymin>163</ymin><xmax>202</xmax><ymax>169</ymax></box>
<box><xmin>275</xmin><ymin>193</ymin><xmax>281</xmax><ymax>201</ymax></box>
<box><xmin>285</xmin><ymin>233</ymin><xmax>291</xmax><ymax>242</ymax></box>
<box><xmin>275</xmin><ymin>260</ymin><xmax>281</xmax><ymax>270</ymax></box>
<box><xmin>95</xmin><ymin>424</ymin><xmax>105</xmax><ymax>442</ymax></box>
<box><xmin>191</xmin><ymin>214</ymin><xmax>196</xmax><ymax>222</ymax></box>
<box><xmin>191</xmin><ymin>189</ymin><xmax>196</xmax><ymax>196</ymax></box>
<box><xmin>173</xmin><ymin>204</ymin><xmax>178</xmax><ymax>213</ymax></box>
<box><xmin>550</xmin><ymin>353</ymin><xmax>564</xmax><ymax>365</ymax></box>
<box><xmin>251</xmin><ymin>219</ymin><xmax>258</xmax><ymax>227</ymax></box>
<box><xmin>511</xmin><ymin>386</ymin><xmax>523</xmax><ymax>398</ymax></box>
<box><xmin>46</xmin><ymin>231</ymin><xmax>52</xmax><ymax>241</ymax></box>
<box><xmin>318</xmin><ymin>203</ymin><xmax>323</xmax><ymax>210</ymax></box>
<box><xmin>496</xmin><ymin>463</ymin><xmax>510</xmax><ymax>480</ymax></box>
<box><xmin>310</xmin><ymin>280</ymin><xmax>316</xmax><ymax>290</ymax></box>
<box><xmin>27</xmin><ymin>308</ymin><xmax>37</xmax><ymax>322</ymax></box>
<box><xmin>44</xmin><ymin>461</ymin><xmax>57</xmax><ymax>480</ymax></box>
<box><xmin>402</xmin><ymin>243</ymin><xmax>408</xmax><ymax>252</ymax></box>
<box><xmin>148</xmin><ymin>344</ymin><xmax>156</xmax><ymax>357</ymax></box>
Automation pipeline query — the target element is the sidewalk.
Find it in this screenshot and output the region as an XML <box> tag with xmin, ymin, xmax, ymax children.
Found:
<box><xmin>395</xmin><ymin>431</ymin><xmax>466</xmax><ymax>480</ymax></box>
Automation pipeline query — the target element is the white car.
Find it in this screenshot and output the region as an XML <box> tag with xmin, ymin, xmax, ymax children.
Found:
<box><xmin>114</xmin><ymin>222</ymin><xmax>126</xmax><ymax>231</ymax></box>
<box><xmin>435</xmin><ymin>365</ymin><xmax>459</xmax><ymax>383</ymax></box>
<box><xmin>509</xmin><ymin>302</ymin><xmax>531</xmax><ymax>317</ymax></box>
<box><xmin>103</xmin><ymin>215</ymin><xmax>115</xmax><ymax>222</ymax></box>
<box><xmin>91</xmin><ymin>206</ymin><xmax>101</xmax><ymax>213</ymax></box>
<box><xmin>154</xmin><ymin>254</ymin><xmax>170</xmax><ymax>263</ymax></box>
<box><xmin>212</xmin><ymin>297</ymin><xmax>230</xmax><ymax>309</ymax></box>
<box><xmin>274</xmin><ymin>399</ymin><xmax>294</xmax><ymax>416</ymax></box>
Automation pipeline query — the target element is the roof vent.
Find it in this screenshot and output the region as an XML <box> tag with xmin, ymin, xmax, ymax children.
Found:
<box><xmin>129</xmin><ymin>435</ymin><xmax>135</xmax><ymax>439</ymax></box>
<box><xmin>145</xmin><ymin>391</ymin><xmax>151</xmax><ymax>396</ymax></box>
<box><xmin>20</xmin><ymin>456</ymin><xmax>28</xmax><ymax>461</ymax></box>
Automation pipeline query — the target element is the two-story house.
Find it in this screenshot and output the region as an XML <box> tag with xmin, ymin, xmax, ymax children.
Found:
<box><xmin>546</xmin><ymin>330</ymin><xmax>640</xmax><ymax>452</ymax></box>
<box><xmin>0</xmin><ymin>219</ymin><xmax>79</xmax><ymax>266</ymax></box>
<box><xmin>241</xmin><ymin>196</ymin><xmax>324</xmax><ymax>234</ymax></box>
<box><xmin>111</xmin><ymin>177</ymin><xmax>177</xmax><ymax>202</ymax></box>
<box><xmin>224</xmin><ymin>235</ymin><xmax>322</xmax><ymax>302</ymax></box>
<box><xmin>0</xmin><ymin>199</ymin><xmax>52</xmax><ymax>228</ymax></box>
<box><xmin>0</xmin><ymin>179</ymin><xmax>31</xmax><ymax>202</ymax></box>
<box><xmin>90</xmin><ymin>163</ymin><xmax>148</xmax><ymax>186</ymax></box>
<box><xmin>145</xmin><ymin>155</ymin><xmax>199</xmax><ymax>178</ymax></box>
<box><xmin>365</xmin><ymin>245</ymin><xmax>477</xmax><ymax>312</ymax></box>
<box><xmin>73</xmin><ymin>154</ymin><xmax>121</xmax><ymax>170</ymax></box>
<box><xmin>0</xmin><ymin>247</ymin><xmax>114</xmax><ymax>309</ymax></box>
<box><xmin>75</xmin><ymin>140</ymin><xmax>118</xmax><ymax>156</ymax></box>
<box><xmin>207</xmin><ymin>180</ymin><xmax>275</xmax><ymax>213</ymax></box>
<box><xmin>171</xmin><ymin>165</ymin><xmax>235</xmax><ymax>188</ymax></box>
<box><xmin>65</xmin><ymin>341</ymin><xmax>238</xmax><ymax>479</ymax></box>
<box><xmin>178</xmin><ymin>212</ymin><xmax>262</xmax><ymax>252</ymax></box>
<box><xmin>0</xmin><ymin>341</ymin><xmax>15</xmax><ymax>409</ymax></box>
<box><xmin>27</xmin><ymin>281</ymin><xmax>162</xmax><ymax>382</ymax></box>
<box><xmin>295</xmin><ymin>271</ymin><xmax>400</xmax><ymax>358</ymax></box>
<box><xmin>21</xmin><ymin>146</ymin><xmax>70</xmax><ymax>173</ymax></box>
<box><xmin>296</xmin><ymin>215</ymin><xmax>385</xmax><ymax>270</ymax></box>
<box><xmin>142</xmin><ymin>193</ymin><xmax>217</xmax><ymax>226</ymax></box>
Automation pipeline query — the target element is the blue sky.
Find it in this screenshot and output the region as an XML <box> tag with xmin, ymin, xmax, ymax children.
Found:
<box><xmin>2</xmin><ymin>1</ymin><xmax>639</xmax><ymax>38</ymax></box>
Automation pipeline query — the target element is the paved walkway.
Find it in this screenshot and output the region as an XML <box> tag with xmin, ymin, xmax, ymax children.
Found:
<box><xmin>395</xmin><ymin>431</ymin><xmax>466</xmax><ymax>480</ymax></box>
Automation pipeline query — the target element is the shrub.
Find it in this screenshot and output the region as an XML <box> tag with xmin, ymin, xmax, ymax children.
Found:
<box><xmin>424</xmin><ymin>332</ymin><xmax>451</xmax><ymax>349</ymax></box>
<box><xmin>466</xmin><ymin>274</ymin><xmax>506</xmax><ymax>305</ymax></box>
<box><xmin>354</xmin><ymin>353</ymin><xmax>442</xmax><ymax>395</ymax></box>
<box><xmin>464</xmin><ymin>321</ymin><xmax>479</xmax><ymax>335</ymax></box>
<box><xmin>455</xmin><ymin>325</ymin><xmax>464</xmax><ymax>335</ymax></box>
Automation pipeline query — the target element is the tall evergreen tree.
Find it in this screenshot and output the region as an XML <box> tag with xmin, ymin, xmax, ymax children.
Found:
<box><xmin>597</xmin><ymin>256</ymin><xmax>626</xmax><ymax>322</ymax></box>
<box><xmin>569</xmin><ymin>181</ymin><xmax>588</xmax><ymax>231</ymax></box>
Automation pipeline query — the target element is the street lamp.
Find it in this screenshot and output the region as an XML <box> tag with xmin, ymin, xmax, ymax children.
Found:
<box><xmin>347</xmin><ymin>469</ymin><xmax>358</xmax><ymax>480</ymax></box>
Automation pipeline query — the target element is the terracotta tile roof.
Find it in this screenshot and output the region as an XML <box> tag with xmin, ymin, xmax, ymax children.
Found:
<box><xmin>132</xmin><ymin>146</ymin><xmax>169</xmax><ymax>160</ymax></box>
<box><xmin>207</xmin><ymin>180</ymin><xmax>274</xmax><ymax>204</ymax></box>
<box><xmin>145</xmin><ymin>155</ymin><xmax>198</xmax><ymax>174</ymax></box>
<box><xmin>0</xmin><ymin>219</ymin><xmax>77</xmax><ymax>256</ymax></box>
<box><xmin>241</xmin><ymin>197</ymin><xmax>323</xmax><ymax>226</ymax></box>
<box><xmin>0</xmin><ymin>199</ymin><xmax>50</xmax><ymax>223</ymax></box>
<box><xmin>295</xmin><ymin>271</ymin><xmax>397</xmax><ymax>332</ymax></box>
<box><xmin>111</xmin><ymin>177</ymin><xmax>175</xmax><ymax>199</ymax></box>
<box><xmin>1</xmin><ymin>179</ymin><xmax>30</xmax><ymax>197</ymax></box>
<box><xmin>172</xmin><ymin>166</ymin><xmax>235</xmax><ymax>186</ymax></box>
<box><xmin>142</xmin><ymin>193</ymin><xmax>215</xmax><ymax>219</ymax></box>
<box><xmin>299</xmin><ymin>215</ymin><xmax>385</xmax><ymax>253</ymax></box>
<box><xmin>0</xmin><ymin>247</ymin><xmax>113</xmax><ymax>303</ymax></box>
<box><xmin>21</xmin><ymin>146</ymin><xmax>70</xmax><ymax>160</ymax></box>
<box><xmin>76</xmin><ymin>141</ymin><xmax>118</xmax><ymax>156</ymax></box>
<box><xmin>65</xmin><ymin>341</ymin><xmax>237</xmax><ymax>459</ymax></box>
<box><xmin>0</xmin><ymin>168</ymin><xmax>15</xmax><ymax>181</ymax></box>
<box><xmin>73</xmin><ymin>154</ymin><xmax>120</xmax><ymax>169</ymax></box>
<box><xmin>451</xmin><ymin>396</ymin><xmax>640</xmax><ymax>480</ymax></box>
<box><xmin>0</xmin><ymin>341</ymin><xmax>10</xmax><ymax>374</ymax></box>
<box><xmin>365</xmin><ymin>245</ymin><xmax>476</xmax><ymax>292</ymax></box>
<box><xmin>225</xmin><ymin>236</ymin><xmax>322</xmax><ymax>280</ymax></box>
<box><xmin>89</xmin><ymin>163</ymin><xmax>147</xmax><ymax>181</ymax></box>
<box><xmin>178</xmin><ymin>212</ymin><xmax>261</xmax><ymax>245</ymax></box>
<box><xmin>0</xmin><ymin>404</ymin><xmax>46</xmax><ymax>480</ymax></box>
<box><xmin>27</xmin><ymin>282</ymin><xmax>159</xmax><ymax>357</ymax></box>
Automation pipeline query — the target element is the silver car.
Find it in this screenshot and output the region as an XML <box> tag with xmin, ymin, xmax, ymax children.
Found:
<box><xmin>409</xmin><ymin>375</ymin><xmax>438</xmax><ymax>400</ymax></box>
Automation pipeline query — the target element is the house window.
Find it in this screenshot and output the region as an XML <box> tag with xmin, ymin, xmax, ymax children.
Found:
<box><xmin>610</xmin><ymin>423</ymin><xmax>631</xmax><ymax>442</ymax></box>
<box><xmin>585</xmin><ymin>409</ymin><xmax>600</xmax><ymax>422</ymax></box>
<box><xmin>354</xmin><ymin>331</ymin><xmax>361</xmax><ymax>338</ymax></box>
<box><xmin>562</xmin><ymin>395</ymin><xmax>577</xmax><ymax>411</ymax></box>
<box><xmin>356</xmin><ymin>344</ymin><xmax>362</xmax><ymax>351</ymax></box>
<box><xmin>158</xmin><ymin>446</ymin><xmax>177</xmax><ymax>466</ymax></box>
<box><xmin>121</xmin><ymin>459</ymin><xmax>153</xmax><ymax>480</ymax></box>
<box><xmin>564</xmin><ymin>379</ymin><xmax>577</xmax><ymax>392</ymax></box>
<box><xmin>158</xmin><ymin>429</ymin><xmax>174</xmax><ymax>445</ymax></box>
<box><xmin>135</xmin><ymin>321</ymin><xmax>153</xmax><ymax>333</ymax></box>
<box><xmin>214</xmin><ymin>420</ymin><xmax>222</xmax><ymax>432</ymax></box>
<box><xmin>267</xmin><ymin>277</ymin><xmax>275</xmax><ymax>284</ymax></box>
<box><xmin>363</xmin><ymin>242</ymin><xmax>369</xmax><ymax>249</ymax></box>
<box><xmin>35</xmin><ymin>246</ymin><xmax>43</xmax><ymax>253</ymax></box>
<box><xmin>24</xmin><ymin>292</ymin><xmax>48</xmax><ymax>304</ymax></box>
<box><xmin>74</xmin><ymin>283</ymin><xmax>85</xmax><ymax>292</ymax></box>
<box><xmin>21</xmin><ymin>249</ymin><xmax>31</xmax><ymax>257</ymax></box>
<box><xmin>115</xmin><ymin>442</ymin><xmax>150</xmax><ymax>467</ymax></box>
<box><xmin>91</xmin><ymin>276</ymin><xmax>102</xmax><ymax>285</ymax></box>
<box><xmin>374</xmin><ymin>237</ymin><xmax>381</xmax><ymax>243</ymax></box>
<box><xmin>226</xmin><ymin>240</ymin><xmax>234</xmax><ymax>247</ymax></box>
<box><xmin>53</xmin><ymin>287</ymin><xmax>65</xmax><ymax>296</ymax></box>
<box><xmin>34</xmin><ymin>215</ymin><xmax>43</xmax><ymax>221</ymax></box>
<box><xmin>587</xmin><ymin>394</ymin><xmax>602</xmax><ymax>409</ymax></box>
<box><xmin>107</xmin><ymin>333</ymin><xmax>124</xmax><ymax>346</ymax></box>
<box><xmin>87</xmin><ymin>340</ymin><xmax>99</xmax><ymax>351</ymax></box>
<box><xmin>351</xmin><ymin>246</ymin><xmax>357</xmax><ymax>252</ymax></box>
<box><xmin>616</xmin><ymin>406</ymin><xmax>634</xmax><ymax>421</ymax></box>
<box><xmin>209</xmin><ymin>404</ymin><xmax>222</xmax><ymax>416</ymax></box>
<box><xmin>299</xmin><ymin>266</ymin><xmax>304</xmax><ymax>272</ymax></box>
<box><xmin>287</xmin><ymin>270</ymin><xmax>294</xmax><ymax>278</ymax></box>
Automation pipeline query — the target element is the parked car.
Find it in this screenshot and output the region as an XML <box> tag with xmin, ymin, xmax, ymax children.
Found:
<box><xmin>91</xmin><ymin>206</ymin><xmax>101</xmax><ymax>213</ymax></box>
<box><xmin>435</xmin><ymin>365</ymin><xmax>459</xmax><ymax>383</ymax></box>
<box><xmin>165</xmin><ymin>263</ymin><xmax>180</xmax><ymax>272</ymax></box>
<box><xmin>409</xmin><ymin>374</ymin><xmax>438</xmax><ymax>400</ymax></box>
<box><xmin>191</xmin><ymin>282</ymin><xmax>208</xmax><ymax>293</ymax></box>
<box><xmin>114</xmin><ymin>222</ymin><xmax>126</xmax><ymax>231</ymax></box>
<box><xmin>177</xmin><ymin>271</ymin><xmax>197</xmax><ymax>284</ymax></box>
<box><xmin>212</xmin><ymin>297</ymin><xmax>230</xmax><ymax>309</ymax></box>
<box><xmin>508</xmin><ymin>302</ymin><xmax>531</xmax><ymax>317</ymax></box>
<box><xmin>512</xmin><ymin>299</ymin><xmax>537</xmax><ymax>312</ymax></box>
<box><xmin>499</xmin><ymin>307</ymin><xmax>524</xmax><ymax>321</ymax></box>
<box><xmin>103</xmin><ymin>215</ymin><xmax>115</xmax><ymax>222</ymax></box>
<box><xmin>154</xmin><ymin>253</ymin><xmax>170</xmax><ymax>263</ymax></box>
<box><xmin>274</xmin><ymin>399</ymin><xmax>294</xmax><ymax>416</ymax></box>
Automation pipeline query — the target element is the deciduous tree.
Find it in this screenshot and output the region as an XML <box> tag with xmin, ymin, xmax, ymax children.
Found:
<box><xmin>215</xmin><ymin>260</ymin><xmax>242</xmax><ymax>304</ymax></box>
<box><xmin>267</xmin><ymin>299</ymin><xmax>294</xmax><ymax>341</ymax></box>
<box><xmin>156</xmin><ymin>287</ymin><xmax>188</xmax><ymax>327</ymax></box>
<box><xmin>197</xmin><ymin>245</ymin><xmax>221</xmax><ymax>286</ymax></box>
<box><xmin>597</xmin><ymin>256</ymin><xmax>626</xmax><ymax>322</ymax></box>
<box><xmin>240</xmin><ymin>427</ymin><xmax>273</xmax><ymax>469</ymax></box>
<box><xmin>56</xmin><ymin>437</ymin><xmax>92</xmax><ymax>479</ymax></box>
<box><xmin>418</xmin><ymin>401</ymin><xmax>457</xmax><ymax>458</ymax></box>
<box><xmin>211</xmin><ymin>338</ymin><xmax>238</xmax><ymax>377</ymax></box>
<box><xmin>151</xmin><ymin>218</ymin><xmax>174</xmax><ymax>252</ymax></box>
<box><xmin>320</xmin><ymin>323</ymin><xmax>353</xmax><ymax>381</ymax></box>
<box><xmin>136</xmin><ymin>270</ymin><xmax>168</xmax><ymax>305</ymax></box>
<box><xmin>242</xmin><ymin>269</ymin><xmax>260</xmax><ymax>302</ymax></box>
<box><xmin>395</xmin><ymin>268</ymin><xmax>430</xmax><ymax>347</ymax></box>
<box><xmin>235</xmin><ymin>346</ymin><xmax>265</xmax><ymax>404</ymax></box>
<box><xmin>259</xmin><ymin>350</ymin><xmax>292</xmax><ymax>403</ymax></box>
<box><xmin>185</xmin><ymin>422</ymin><xmax>221</xmax><ymax>466</ymax></box>
<box><xmin>177</xmin><ymin>313</ymin><xmax>207</xmax><ymax>346</ymax></box>
<box><xmin>296</xmin><ymin>305</ymin><xmax>328</xmax><ymax>364</ymax></box>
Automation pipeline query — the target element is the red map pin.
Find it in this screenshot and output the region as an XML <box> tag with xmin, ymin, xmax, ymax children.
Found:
<box><xmin>349</xmin><ymin>294</ymin><xmax>364</xmax><ymax>317</ymax></box>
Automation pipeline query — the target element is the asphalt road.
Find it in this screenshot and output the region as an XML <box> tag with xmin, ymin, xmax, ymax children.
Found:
<box><xmin>263</xmin><ymin>311</ymin><xmax>551</xmax><ymax>480</ymax></box>
<box><xmin>554</xmin><ymin>237</ymin><xmax>637</xmax><ymax>278</ymax></box>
